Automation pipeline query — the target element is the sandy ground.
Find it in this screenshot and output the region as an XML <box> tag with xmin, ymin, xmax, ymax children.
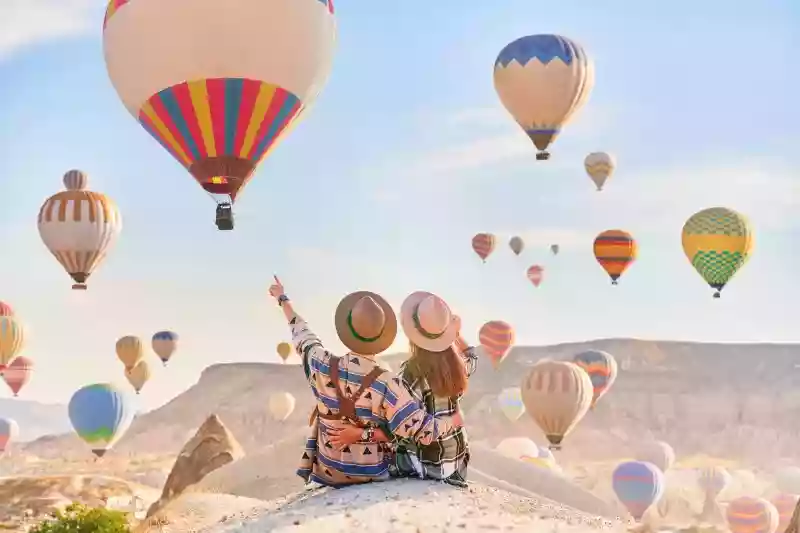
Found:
<box><xmin>202</xmin><ymin>479</ymin><xmax>629</xmax><ymax>533</ymax></box>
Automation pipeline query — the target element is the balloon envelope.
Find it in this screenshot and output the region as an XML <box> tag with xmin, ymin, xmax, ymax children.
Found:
<box><xmin>584</xmin><ymin>152</ymin><xmax>615</xmax><ymax>191</ymax></box>
<box><xmin>102</xmin><ymin>0</ymin><xmax>336</xmax><ymax>204</ymax></box>
<box><xmin>478</xmin><ymin>321</ymin><xmax>514</xmax><ymax>369</ymax></box>
<box><xmin>493</xmin><ymin>34</ymin><xmax>593</xmax><ymax>160</ymax></box>
<box><xmin>0</xmin><ymin>316</ymin><xmax>24</xmax><ymax>370</ymax></box>
<box><xmin>497</xmin><ymin>388</ymin><xmax>525</xmax><ymax>422</ymax></box>
<box><xmin>116</xmin><ymin>336</ymin><xmax>143</xmax><ymax>370</ymax></box>
<box><xmin>526</xmin><ymin>265</ymin><xmax>544</xmax><ymax>287</ymax></box>
<box><xmin>509</xmin><ymin>236</ymin><xmax>524</xmax><ymax>255</ymax></box>
<box><xmin>550</xmin><ymin>244</ymin><xmax>559</xmax><ymax>255</ymax></box>
<box><xmin>612</xmin><ymin>461</ymin><xmax>665</xmax><ymax>521</ymax></box>
<box><xmin>472</xmin><ymin>233</ymin><xmax>496</xmax><ymax>262</ymax></box>
<box><xmin>572</xmin><ymin>350</ymin><xmax>618</xmax><ymax>407</ymax></box>
<box><xmin>152</xmin><ymin>331</ymin><xmax>178</xmax><ymax>365</ymax></box>
<box><xmin>635</xmin><ymin>441</ymin><xmax>675</xmax><ymax>473</ymax></box>
<box><xmin>521</xmin><ymin>361</ymin><xmax>593</xmax><ymax>449</ymax></box>
<box><xmin>68</xmin><ymin>383</ymin><xmax>134</xmax><ymax>456</ymax></box>
<box><xmin>0</xmin><ymin>301</ymin><xmax>13</xmax><ymax>317</ymax></box>
<box><xmin>37</xmin><ymin>171</ymin><xmax>121</xmax><ymax>290</ymax></box>
<box><xmin>276</xmin><ymin>342</ymin><xmax>292</xmax><ymax>362</ymax></box>
<box><xmin>2</xmin><ymin>356</ymin><xmax>33</xmax><ymax>397</ymax></box>
<box><xmin>594</xmin><ymin>229</ymin><xmax>637</xmax><ymax>284</ymax></box>
<box><xmin>0</xmin><ymin>417</ymin><xmax>19</xmax><ymax>455</ymax></box>
<box><xmin>269</xmin><ymin>392</ymin><xmax>295</xmax><ymax>421</ymax></box>
<box><xmin>772</xmin><ymin>494</ymin><xmax>798</xmax><ymax>532</ymax></box>
<box><xmin>682</xmin><ymin>207</ymin><xmax>753</xmax><ymax>298</ymax></box>
<box><xmin>125</xmin><ymin>361</ymin><xmax>151</xmax><ymax>394</ymax></box>
<box><xmin>726</xmin><ymin>497</ymin><xmax>778</xmax><ymax>533</ymax></box>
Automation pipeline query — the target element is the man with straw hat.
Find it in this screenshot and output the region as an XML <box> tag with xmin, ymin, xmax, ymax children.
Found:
<box><xmin>268</xmin><ymin>276</ymin><xmax>464</xmax><ymax>487</ymax></box>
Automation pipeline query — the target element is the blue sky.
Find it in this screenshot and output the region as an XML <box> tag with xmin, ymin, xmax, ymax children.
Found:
<box><xmin>0</xmin><ymin>0</ymin><xmax>798</xmax><ymax>410</ymax></box>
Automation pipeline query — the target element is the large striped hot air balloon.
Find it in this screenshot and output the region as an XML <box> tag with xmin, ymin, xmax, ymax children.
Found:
<box><xmin>472</xmin><ymin>233</ymin><xmax>496</xmax><ymax>263</ymax></box>
<box><xmin>572</xmin><ymin>350</ymin><xmax>618</xmax><ymax>408</ymax></box>
<box><xmin>682</xmin><ymin>207</ymin><xmax>753</xmax><ymax>298</ymax></box>
<box><xmin>726</xmin><ymin>497</ymin><xmax>779</xmax><ymax>533</ymax></box>
<box><xmin>103</xmin><ymin>0</ymin><xmax>336</xmax><ymax>230</ymax></box>
<box><xmin>151</xmin><ymin>331</ymin><xmax>178</xmax><ymax>366</ymax></box>
<box><xmin>0</xmin><ymin>302</ymin><xmax>13</xmax><ymax>317</ymax></box>
<box><xmin>526</xmin><ymin>265</ymin><xmax>544</xmax><ymax>287</ymax></box>
<box><xmin>612</xmin><ymin>461</ymin><xmax>665</xmax><ymax>521</ymax></box>
<box><xmin>116</xmin><ymin>336</ymin><xmax>143</xmax><ymax>370</ymax></box>
<box><xmin>635</xmin><ymin>441</ymin><xmax>675</xmax><ymax>473</ymax></box>
<box><xmin>584</xmin><ymin>152</ymin><xmax>616</xmax><ymax>191</ymax></box>
<box><xmin>478</xmin><ymin>321</ymin><xmax>515</xmax><ymax>369</ymax></box>
<box><xmin>772</xmin><ymin>493</ymin><xmax>798</xmax><ymax>532</ymax></box>
<box><xmin>2</xmin><ymin>356</ymin><xmax>33</xmax><ymax>397</ymax></box>
<box><xmin>68</xmin><ymin>383</ymin><xmax>135</xmax><ymax>458</ymax></box>
<box><xmin>594</xmin><ymin>229</ymin><xmax>637</xmax><ymax>285</ymax></box>
<box><xmin>0</xmin><ymin>316</ymin><xmax>24</xmax><ymax>373</ymax></box>
<box><xmin>521</xmin><ymin>360</ymin><xmax>593</xmax><ymax>450</ymax></box>
<box><xmin>497</xmin><ymin>387</ymin><xmax>525</xmax><ymax>422</ymax></box>
<box><xmin>0</xmin><ymin>417</ymin><xmax>18</xmax><ymax>456</ymax></box>
<box><xmin>37</xmin><ymin>170</ymin><xmax>122</xmax><ymax>290</ymax></box>
<box><xmin>493</xmin><ymin>34</ymin><xmax>593</xmax><ymax>161</ymax></box>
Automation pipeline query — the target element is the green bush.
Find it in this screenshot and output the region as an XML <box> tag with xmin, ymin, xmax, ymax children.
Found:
<box><xmin>29</xmin><ymin>503</ymin><xmax>131</xmax><ymax>533</ymax></box>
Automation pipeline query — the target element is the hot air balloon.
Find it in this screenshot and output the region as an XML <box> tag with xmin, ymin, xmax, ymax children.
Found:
<box><xmin>526</xmin><ymin>265</ymin><xmax>544</xmax><ymax>287</ymax></box>
<box><xmin>472</xmin><ymin>233</ymin><xmax>496</xmax><ymax>263</ymax></box>
<box><xmin>2</xmin><ymin>356</ymin><xmax>33</xmax><ymax>397</ymax></box>
<box><xmin>125</xmin><ymin>360</ymin><xmax>151</xmax><ymax>395</ymax></box>
<box><xmin>103</xmin><ymin>0</ymin><xmax>336</xmax><ymax>230</ymax></box>
<box><xmin>152</xmin><ymin>331</ymin><xmax>178</xmax><ymax>366</ymax></box>
<box><xmin>269</xmin><ymin>392</ymin><xmax>295</xmax><ymax>421</ymax></box>
<box><xmin>521</xmin><ymin>361</ymin><xmax>593</xmax><ymax>450</ymax></box>
<box><xmin>493</xmin><ymin>35</ymin><xmax>594</xmax><ymax>161</ymax></box>
<box><xmin>478</xmin><ymin>321</ymin><xmax>515</xmax><ymax>369</ymax></box>
<box><xmin>497</xmin><ymin>387</ymin><xmax>526</xmax><ymax>422</ymax></box>
<box><xmin>698</xmin><ymin>466</ymin><xmax>731</xmax><ymax>497</ymax></box>
<box><xmin>495</xmin><ymin>437</ymin><xmax>539</xmax><ymax>460</ymax></box>
<box><xmin>682</xmin><ymin>207</ymin><xmax>753</xmax><ymax>298</ymax></box>
<box><xmin>0</xmin><ymin>316</ymin><xmax>24</xmax><ymax>373</ymax></box>
<box><xmin>550</xmin><ymin>244</ymin><xmax>559</xmax><ymax>255</ymax></box>
<box><xmin>727</xmin><ymin>497</ymin><xmax>779</xmax><ymax>533</ymax></box>
<box><xmin>612</xmin><ymin>461</ymin><xmax>665</xmax><ymax>521</ymax></box>
<box><xmin>776</xmin><ymin>467</ymin><xmax>800</xmax><ymax>495</ymax></box>
<box><xmin>594</xmin><ymin>229</ymin><xmax>637</xmax><ymax>285</ymax></box>
<box><xmin>584</xmin><ymin>152</ymin><xmax>616</xmax><ymax>191</ymax></box>
<box><xmin>509</xmin><ymin>236</ymin><xmax>524</xmax><ymax>256</ymax></box>
<box><xmin>520</xmin><ymin>445</ymin><xmax>559</xmax><ymax>473</ymax></box>
<box><xmin>0</xmin><ymin>302</ymin><xmax>13</xmax><ymax>317</ymax></box>
<box><xmin>0</xmin><ymin>417</ymin><xmax>18</xmax><ymax>456</ymax></box>
<box><xmin>635</xmin><ymin>441</ymin><xmax>675</xmax><ymax>473</ymax></box>
<box><xmin>37</xmin><ymin>170</ymin><xmax>122</xmax><ymax>290</ymax></box>
<box><xmin>116</xmin><ymin>336</ymin><xmax>143</xmax><ymax>371</ymax></box>
<box><xmin>572</xmin><ymin>350</ymin><xmax>618</xmax><ymax>408</ymax></box>
<box><xmin>68</xmin><ymin>383</ymin><xmax>134</xmax><ymax>458</ymax></box>
<box><xmin>772</xmin><ymin>494</ymin><xmax>798</xmax><ymax>532</ymax></box>
<box><xmin>276</xmin><ymin>342</ymin><xmax>292</xmax><ymax>363</ymax></box>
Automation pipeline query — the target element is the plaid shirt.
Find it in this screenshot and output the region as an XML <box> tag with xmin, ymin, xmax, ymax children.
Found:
<box><xmin>390</xmin><ymin>346</ymin><xmax>478</xmax><ymax>487</ymax></box>
<box><xmin>290</xmin><ymin>316</ymin><xmax>460</xmax><ymax>488</ymax></box>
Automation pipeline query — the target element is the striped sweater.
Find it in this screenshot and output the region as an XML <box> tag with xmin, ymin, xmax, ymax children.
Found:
<box><xmin>290</xmin><ymin>316</ymin><xmax>459</xmax><ymax>487</ymax></box>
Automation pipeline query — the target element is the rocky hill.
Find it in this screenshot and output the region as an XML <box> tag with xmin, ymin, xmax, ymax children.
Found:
<box><xmin>21</xmin><ymin>339</ymin><xmax>800</xmax><ymax>466</ymax></box>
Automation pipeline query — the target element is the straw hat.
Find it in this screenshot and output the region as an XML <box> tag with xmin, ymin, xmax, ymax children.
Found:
<box><xmin>400</xmin><ymin>291</ymin><xmax>459</xmax><ymax>352</ymax></box>
<box><xmin>334</xmin><ymin>291</ymin><xmax>397</xmax><ymax>355</ymax></box>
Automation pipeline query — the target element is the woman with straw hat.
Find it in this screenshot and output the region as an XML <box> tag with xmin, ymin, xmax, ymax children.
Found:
<box><xmin>328</xmin><ymin>291</ymin><xmax>478</xmax><ymax>487</ymax></box>
<box><xmin>268</xmin><ymin>277</ymin><xmax>464</xmax><ymax>488</ymax></box>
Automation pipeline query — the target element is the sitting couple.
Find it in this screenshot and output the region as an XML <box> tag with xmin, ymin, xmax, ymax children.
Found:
<box><xmin>268</xmin><ymin>276</ymin><xmax>477</xmax><ymax>488</ymax></box>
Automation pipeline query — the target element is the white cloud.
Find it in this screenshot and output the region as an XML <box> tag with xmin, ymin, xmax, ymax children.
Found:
<box><xmin>0</xmin><ymin>0</ymin><xmax>97</xmax><ymax>59</ymax></box>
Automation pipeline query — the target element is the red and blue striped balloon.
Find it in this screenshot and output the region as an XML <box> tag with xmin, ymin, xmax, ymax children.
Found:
<box><xmin>612</xmin><ymin>460</ymin><xmax>664</xmax><ymax>521</ymax></box>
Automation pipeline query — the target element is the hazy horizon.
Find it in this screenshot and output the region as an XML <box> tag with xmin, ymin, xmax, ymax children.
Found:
<box><xmin>0</xmin><ymin>0</ymin><xmax>798</xmax><ymax>410</ymax></box>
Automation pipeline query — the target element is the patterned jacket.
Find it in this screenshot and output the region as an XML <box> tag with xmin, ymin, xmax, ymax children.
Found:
<box><xmin>290</xmin><ymin>316</ymin><xmax>460</xmax><ymax>487</ymax></box>
<box><xmin>391</xmin><ymin>347</ymin><xmax>478</xmax><ymax>487</ymax></box>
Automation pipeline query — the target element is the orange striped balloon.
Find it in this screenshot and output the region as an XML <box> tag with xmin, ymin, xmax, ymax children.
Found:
<box><xmin>593</xmin><ymin>229</ymin><xmax>637</xmax><ymax>285</ymax></box>
<box><xmin>771</xmin><ymin>493</ymin><xmax>798</xmax><ymax>532</ymax></box>
<box><xmin>472</xmin><ymin>233</ymin><xmax>496</xmax><ymax>262</ymax></box>
<box><xmin>479</xmin><ymin>321</ymin><xmax>514</xmax><ymax>369</ymax></box>
<box><xmin>726</xmin><ymin>496</ymin><xmax>779</xmax><ymax>533</ymax></box>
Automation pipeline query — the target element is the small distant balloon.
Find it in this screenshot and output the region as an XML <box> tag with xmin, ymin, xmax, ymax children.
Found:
<box><xmin>584</xmin><ymin>152</ymin><xmax>616</xmax><ymax>191</ymax></box>
<box><xmin>269</xmin><ymin>392</ymin><xmax>296</xmax><ymax>421</ymax></box>
<box><xmin>0</xmin><ymin>316</ymin><xmax>25</xmax><ymax>373</ymax></box>
<box><xmin>472</xmin><ymin>233</ymin><xmax>496</xmax><ymax>263</ymax></box>
<box><xmin>726</xmin><ymin>497</ymin><xmax>778</xmax><ymax>533</ymax></box>
<box><xmin>116</xmin><ymin>336</ymin><xmax>143</xmax><ymax>370</ymax></box>
<box><xmin>594</xmin><ymin>229</ymin><xmax>637</xmax><ymax>285</ymax></box>
<box><xmin>2</xmin><ymin>356</ymin><xmax>33</xmax><ymax>397</ymax></box>
<box><xmin>497</xmin><ymin>388</ymin><xmax>526</xmax><ymax>422</ymax></box>
<box><xmin>509</xmin><ymin>236</ymin><xmax>524</xmax><ymax>256</ymax></box>
<box><xmin>526</xmin><ymin>265</ymin><xmax>544</xmax><ymax>287</ymax></box>
<box><xmin>151</xmin><ymin>331</ymin><xmax>178</xmax><ymax>366</ymax></box>
<box><xmin>478</xmin><ymin>321</ymin><xmax>515</xmax><ymax>369</ymax></box>
<box><xmin>276</xmin><ymin>342</ymin><xmax>292</xmax><ymax>363</ymax></box>
<box><xmin>612</xmin><ymin>461</ymin><xmax>665</xmax><ymax>521</ymax></box>
<box><xmin>550</xmin><ymin>244</ymin><xmax>559</xmax><ymax>255</ymax></box>
<box><xmin>68</xmin><ymin>383</ymin><xmax>134</xmax><ymax>458</ymax></box>
<box><xmin>0</xmin><ymin>417</ymin><xmax>19</xmax><ymax>456</ymax></box>
<box><xmin>125</xmin><ymin>360</ymin><xmax>151</xmax><ymax>395</ymax></box>
<box><xmin>572</xmin><ymin>350</ymin><xmax>618</xmax><ymax>408</ymax></box>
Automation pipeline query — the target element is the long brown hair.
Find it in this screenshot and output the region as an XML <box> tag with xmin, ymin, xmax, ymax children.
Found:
<box><xmin>404</xmin><ymin>342</ymin><xmax>468</xmax><ymax>398</ymax></box>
